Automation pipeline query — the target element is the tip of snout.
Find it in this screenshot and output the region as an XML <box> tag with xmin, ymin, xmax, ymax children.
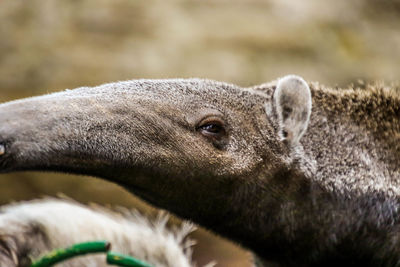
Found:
<box><xmin>0</xmin><ymin>144</ymin><xmax>4</xmax><ymax>156</ymax></box>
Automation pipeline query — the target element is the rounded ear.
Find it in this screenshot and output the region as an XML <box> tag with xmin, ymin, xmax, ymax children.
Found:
<box><xmin>273</xmin><ymin>75</ymin><xmax>312</xmax><ymax>146</ymax></box>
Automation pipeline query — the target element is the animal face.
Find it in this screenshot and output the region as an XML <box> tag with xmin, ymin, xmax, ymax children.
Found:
<box><xmin>0</xmin><ymin>76</ymin><xmax>311</xmax><ymax>226</ymax></box>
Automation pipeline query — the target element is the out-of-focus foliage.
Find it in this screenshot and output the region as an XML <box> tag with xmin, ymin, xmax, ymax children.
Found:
<box><xmin>0</xmin><ymin>0</ymin><xmax>399</xmax><ymax>266</ymax></box>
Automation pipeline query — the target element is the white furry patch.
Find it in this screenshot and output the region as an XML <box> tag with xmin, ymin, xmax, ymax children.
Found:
<box><xmin>0</xmin><ymin>199</ymin><xmax>206</xmax><ymax>267</ymax></box>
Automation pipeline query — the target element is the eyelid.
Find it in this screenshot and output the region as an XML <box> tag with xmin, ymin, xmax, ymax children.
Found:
<box><xmin>185</xmin><ymin>109</ymin><xmax>224</xmax><ymax>128</ymax></box>
<box><xmin>197</xmin><ymin>116</ymin><xmax>225</xmax><ymax>129</ymax></box>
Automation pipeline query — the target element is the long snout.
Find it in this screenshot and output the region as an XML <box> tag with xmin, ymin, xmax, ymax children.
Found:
<box><xmin>0</xmin><ymin>83</ymin><xmax>165</xmax><ymax>177</ymax></box>
<box><xmin>0</xmin><ymin>80</ymin><xmax>199</xmax><ymax>187</ymax></box>
<box><xmin>0</xmin><ymin>90</ymin><xmax>111</xmax><ymax>173</ymax></box>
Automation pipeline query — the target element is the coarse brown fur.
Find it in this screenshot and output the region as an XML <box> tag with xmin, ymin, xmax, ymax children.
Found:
<box><xmin>310</xmin><ymin>83</ymin><xmax>400</xmax><ymax>159</ymax></box>
<box><xmin>0</xmin><ymin>75</ymin><xmax>399</xmax><ymax>266</ymax></box>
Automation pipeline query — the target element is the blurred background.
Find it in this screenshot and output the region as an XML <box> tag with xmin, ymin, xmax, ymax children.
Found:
<box><xmin>0</xmin><ymin>0</ymin><xmax>399</xmax><ymax>266</ymax></box>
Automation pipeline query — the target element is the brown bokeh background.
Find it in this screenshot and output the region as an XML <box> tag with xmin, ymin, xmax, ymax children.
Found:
<box><xmin>0</xmin><ymin>0</ymin><xmax>399</xmax><ymax>266</ymax></box>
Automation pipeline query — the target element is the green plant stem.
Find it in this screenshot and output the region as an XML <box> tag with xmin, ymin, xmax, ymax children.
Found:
<box><xmin>107</xmin><ymin>252</ymin><xmax>154</xmax><ymax>267</ymax></box>
<box><xmin>30</xmin><ymin>241</ymin><xmax>110</xmax><ymax>267</ymax></box>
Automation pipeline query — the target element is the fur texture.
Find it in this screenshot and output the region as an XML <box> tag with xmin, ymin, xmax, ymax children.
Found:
<box><xmin>0</xmin><ymin>75</ymin><xmax>399</xmax><ymax>266</ymax></box>
<box><xmin>0</xmin><ymin>198</ymin><xmax>200</xmax><ymax>267</ymax></box>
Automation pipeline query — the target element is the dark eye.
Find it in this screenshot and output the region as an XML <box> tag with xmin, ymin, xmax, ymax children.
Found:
<box><xmin>200</xmin><ymin>123</ymin><xmax>224</xmax><ymax>135</ymax></box>
<box><xmin>196</xmin><ymin>118</ymin><xmax>227</xmax><ymax>144</ymax></box>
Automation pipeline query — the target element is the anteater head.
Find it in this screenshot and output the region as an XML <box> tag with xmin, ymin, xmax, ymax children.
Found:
<box><xmin>0</xmin><ymin>75</ymin><xmax>312</xmax><ymax>236</ymax></box>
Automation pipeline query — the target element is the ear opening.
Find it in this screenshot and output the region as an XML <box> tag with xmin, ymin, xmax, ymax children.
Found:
<box><xmin>273</xmin><ymin>75</ymin><xmax>312</xmax><ymax>146</ymax></box>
